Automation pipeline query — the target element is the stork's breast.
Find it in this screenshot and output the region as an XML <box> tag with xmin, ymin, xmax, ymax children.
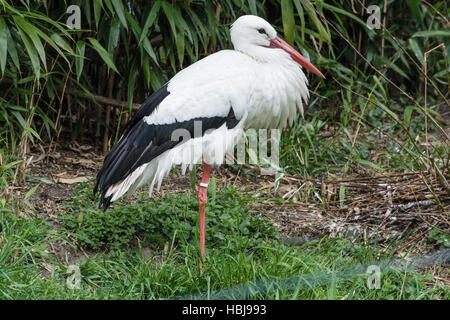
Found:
<box><xmin>244</xmin><ymin>63</ymin><xmax>309</xmax><ymax>130</ymax></box>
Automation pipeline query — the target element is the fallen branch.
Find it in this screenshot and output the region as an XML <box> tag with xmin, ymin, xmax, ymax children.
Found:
<box><xmin>75</xmin><ymin>90</ymin><xmax>142</xmax><ymax>111</ymax></box>
<box><xmin>1</xmin><ymin>78</ymin><xmax>143</xmax><ymax>111</ymax></box>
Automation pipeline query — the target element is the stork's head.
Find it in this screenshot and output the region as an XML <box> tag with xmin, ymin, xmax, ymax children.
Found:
<box><xmin>230</xmin><ymin>15</ymin><xmax>325</xmax><ymax>79</ymax></box>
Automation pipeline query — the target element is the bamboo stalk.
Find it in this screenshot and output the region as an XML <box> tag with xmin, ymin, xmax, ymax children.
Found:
<box><xmin>381</xmin><ymin>0</ymin><xmax>387</xmax><ymax>57</ymax></box>
<box><xmin>102</xmin><ymin>45</ymin><xmax>119</xmax><ymax>155</ymax></box>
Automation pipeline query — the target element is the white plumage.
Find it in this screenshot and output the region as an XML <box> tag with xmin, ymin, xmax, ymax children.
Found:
<box><xmin>105</xmin><ymin>122</ymin><xmax>245</xmax><ymax>202</ymax></box>
<box><xmin>95</xmin><ymin>15</ymin><xmax>324</xmax><ymax>210</ymax></box>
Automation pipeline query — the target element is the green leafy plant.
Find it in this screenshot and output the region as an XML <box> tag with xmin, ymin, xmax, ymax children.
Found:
<box><xmin>59</xmin><ymin>182</ymin><xmax>277</xmax><ymax>251</ymax></box>
<box><xmin>429</xmin><ymin>229</ymin><xmax>450</xmax><ymax>249</ymax></box>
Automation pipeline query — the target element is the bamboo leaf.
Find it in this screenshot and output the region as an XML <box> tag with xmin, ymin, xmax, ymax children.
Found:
<box><xmin>6</xmin><ymin>27</ymin><xmax>19</xmax><ymax>71</ymax></box>
<box><xmin>205</xmin><ymin>1</ymin><xmax>217</xmax><ymax>48</ymax></box>
<box><xmin>303</xmin><ymin>1</ymin><xmax>330</xmax><ymax>44</ymax></box>
<box><xmin>82</xmin><ymin>0</ymin><xmax>92</xmax><ymax>28</ymax></box>
<box><xmin>372</xmin><ymin>75</ymin><xmax>387</xmax><ymax>101</ymax></box>
<box><xmin>412</xmin><ymin>30</ymin><xmax>450</xmax><ymax>38</ymax></box>
<box><xmin>139</xmin><ymin>1</ymin><xmax>161</xmax><ymax>45</ymax></box>
<box><xmin>14</xmin><ymin>16</ymin><xmax>47</xmax><ymax>71</ymax></box>
<box><xmin>188</xmin><ymin>9</ymin><xmax>208</xmax><ymax>51</ymax></box>
<box><xmin>281</xmin><ymin>0</ymin><xmax>295</xmax><ymax>45</ymax></box>
<box><xmin>142</xmin><ymin>37</ymin><xmax>159</xmax><ymax>65</ymax></box>
<box><xmin>293</xmin><ymin>0</ymin><xmax>305</xmax><ymax>43</ymax></box>
<box><xmin>377</xmin><ymin>101</ymin><xmax>400</xmax><ymax>123</ymax></box>
<box><xmin>23</xmin><ymin>11</ymin><xmax>71</xmax><ymax>38</ymax></box>
<box><xmin>93</xmin><ymin>0</ymin><xmax>102</xmax><ymax>29</ymax></box>
<box><xmin>107</xmin><ymin>17</ymin><xmax>121</xmax><ymax>56</ymax></box>
<box><xmin>87</xmin><ymin>37</ymin><xmax>119</xmax><ymax>74</ymax></box>
<box><xmin>125</xmin><ymin>11</ymin><xmax>142</xmax><ymax>39</ymax></box>
<box><xmin>75</xmin><ymin>40</ymin><xmax>86</xmax><ymax>81</ymax></box>
<box><xmin>161</xmin><ymin>2</ymin><xmax>185</xmax><ymax>67</ymax></box>
<box><xmin>322</xmin><ymin>3</ymin><xmax>371</xmax><ymax>31</ymax></box>
<box><xmin>50</xmin><ymin>33</ymin><xmax>74</xmax><ymax>54</ymax></box>
<box><xmin>12</xmin><ymin>110</ymin><xmax>27</xmax><ymax>129</ymax></box>
<box><xmin>175</xmin><ymin>29</ymin><xmax>185</xmax><ymax>67</ymax></box>
<box><xmin>406</xmin><ymin>0</ymin><xmax>422</xmax><ymax>23</ymax></box>
<box><xmin>249</xmin><ymin>0</ymin><xmax>257</xmax><ymax>15</ymax></box>
<box><xmin>403</xmin><ymin>105</ymin><xmax>416</xmax><ymax>126</ymax></box>
<box><xmin>161</xmin><ymin>2</ymin><xmax>177</xmax><ymax>38</ymax></box>
<box><xmin>15</xmin><ymin>17</ymin><xmax>72</xmax><ymax>67</ymax></box>
<box><xmin>172</xmin><ymin>6</ymin><xmax>192</xmax><ymax>43</ymax></box>
<box><xmin>378</xmin><ymin>56</ymin><xmax>411</xmax><ymax>80</ymax></box>
<box><xmin>16</xmin><ymin>28</ymin><xmax>40</xmax><ymax>78</ymax></box>
<box><xmin>111</xmin><ymin>0</ymin><xmax>128</xmax><ymax>30</ymax></box>
<box><xmin>103</xmin><ymin>0</ymin><xmax>114</xmax><ymax>15</ymax></box>
<box><xmin>123</xmin><ymin>11</ymin><xmax>159</xmax><ymax>66</ymax></box>
<box><xmin>23</xmin><ymin>126</ymin><xmax>41</xmax><ymax>142</ymax></box>
<box><xmin>33</xmin><ymin>30</ymin><xmax>71</xmax><ymax>65</ymax></box>
<box><xmin>408</xmin><ymin>38</ymin><xmax>424</xmax><ymax>65</ymax></box>
<box><xmin>0</xmin><ymin>17</ymin><xmax>7</xmax><ymax>76</ymax></box>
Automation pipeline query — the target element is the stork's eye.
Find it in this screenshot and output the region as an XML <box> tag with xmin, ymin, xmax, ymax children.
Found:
<box><xmin>258</xmin><ymin>28</ymin><xmax>266</xmax><ymax>35</ymax></box>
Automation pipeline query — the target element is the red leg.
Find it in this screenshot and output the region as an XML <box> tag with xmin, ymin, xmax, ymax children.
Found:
<box><xmin>198</xmin><ymin>164</ymin><xmax>211</xmax><ymax>267</ymax></box>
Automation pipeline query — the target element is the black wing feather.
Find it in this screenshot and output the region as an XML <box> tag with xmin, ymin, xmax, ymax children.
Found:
<box><xmin>94</xmin><ymin>84</ymin><xmax>170</xmax><ymax>199</ymax></box>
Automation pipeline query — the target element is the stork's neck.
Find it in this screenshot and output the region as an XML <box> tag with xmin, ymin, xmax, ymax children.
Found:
<box><xmin>234</xmin><ymin>44</ymin><xmax>293</xmax><ymax>65</ymax></box>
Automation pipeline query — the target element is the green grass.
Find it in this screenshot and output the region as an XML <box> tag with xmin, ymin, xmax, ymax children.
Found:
<box><xmin>0</xmin><ymin>184</ymin><xmax>447</xmax><ymax>300</ymax></box>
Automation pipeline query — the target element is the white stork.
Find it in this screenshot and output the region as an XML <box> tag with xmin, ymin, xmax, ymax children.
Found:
<box><xmin>94</xmin><ymin>15</ymin><xmax>324</xmax><ymax>263</ymax></box>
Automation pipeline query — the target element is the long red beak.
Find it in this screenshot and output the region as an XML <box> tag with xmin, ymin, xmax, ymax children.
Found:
<box><xmin>270</xmin><ymin>36</ymin><xmax>325</xmax><ymax>79</ymax></box>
